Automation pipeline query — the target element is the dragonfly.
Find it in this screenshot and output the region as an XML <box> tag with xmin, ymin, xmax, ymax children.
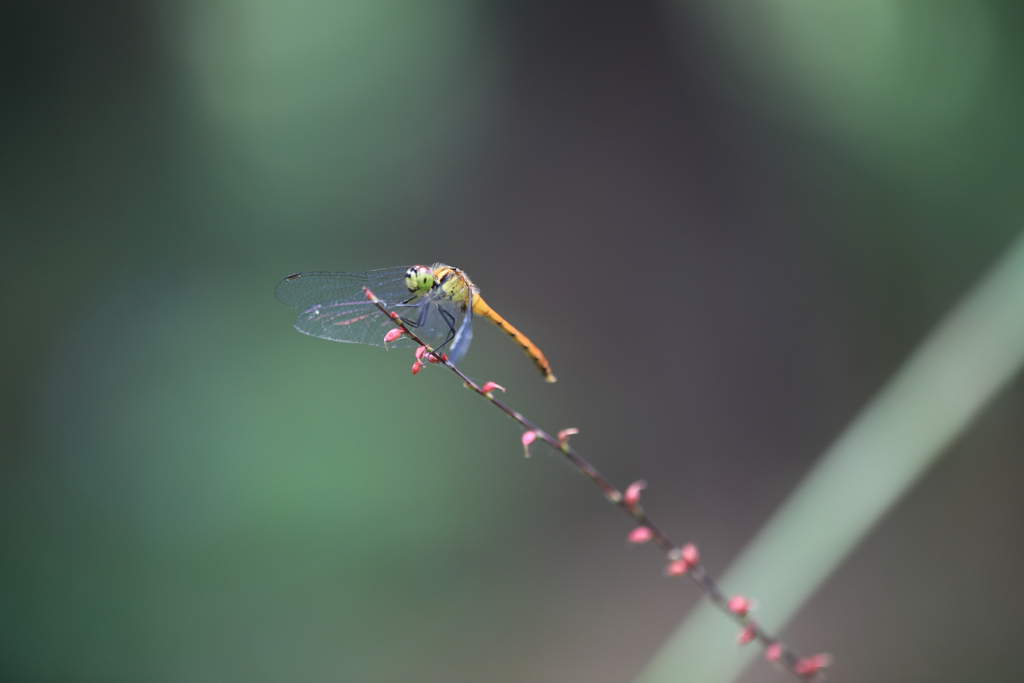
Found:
<box><xmin>275</xmin><ymin>263</ymin><xmax>556</xmax><ymax>382</ymax></box>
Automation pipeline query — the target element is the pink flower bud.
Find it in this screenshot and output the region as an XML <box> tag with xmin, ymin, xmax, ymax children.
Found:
<box><xmin>415</xmin><ymin>346</ymin><xmax>428</xmax><ymax>360</ymax></box>
<box><xmin>383</xmin><ymin>328</ymin><xmax>403</xmax><ymax>344</ymax></box>
<box><xmin>521</xmin><ymin>430</ymin><xmax>537</xmax><ymax>457</ymax></box>
<box><xmin>665</xmin><ymin>559</ymin><xmax>690</xmax><ymax>576</ymax></box>
<box><xmin>427</xmin><ymin>352</ymin><xmax>448</xmax><ymax>364</ymax></box>
<box><xmin>481</xmin><ymin>381</ymin><xmax>506</xmax><ymax>395</ymax></box>
<box><xmin>411</xmin><ymin>361</ymin><xmax>423</xmax><ymax>375</ymax></box>
<box><xmin>728</xmin><ymin>595</ymin><xmax>751</xmax><ymax>616</ymax></box>
<box><xmin>623</xmin><ymin>480</ymin><xmax>647</xmax><ymax>507</ymax></box>
<box><xmin>627</xmin><ymin>526</ymin><xmax>654</xmax><ymax>544</ymax></box>
<box><xmin>737</xmin><ymin>621</ymin><xmax>758</xmax><ymax>645</ymax></box>
<box><xmin>680</xmin><ymin>543</ymin><xmax>699</xmax><ymax>566</ymax></box>
<box><xmin>764</xmin><ymin>642</ymin><xmax>783</xmax><ymax>662</ymax></box>
<box><xmin>795</xmin><ymin>654</ymin><xmax>833</xmax><ymax>676</ymax></box>
<box><xmin>364</xmin><ymin>288</ymin><xmax>377</xmax><ymax>302</ymax></box>
<box><xmin>557</xmin><ymin>428</ymin><xmax>579</xmax><ymax>446</ymax></box>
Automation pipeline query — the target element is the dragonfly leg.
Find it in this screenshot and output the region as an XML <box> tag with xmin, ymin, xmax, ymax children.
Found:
<box><xmin>377</xmin><ymin>298</ymin><xmax>459</xmax><ymax>357</ymax></box>
<box><xmin>402</xmin><ymin>302</ymin><xmax>458</xmax><ymax>355</ymax></box>
<box><xmin>393</xmin><ymin>302</ymin><xmax>452</xmax><ymax>350</ymax></box>
<box><xmin>387</xmin><ymin>299</ymin><xmax>426</xmax><ymax>330</ymax></box>
<box><xmin>436</xmin><ymin>306</ymin><xmax>458</xmax><ymax>352</ymax></box>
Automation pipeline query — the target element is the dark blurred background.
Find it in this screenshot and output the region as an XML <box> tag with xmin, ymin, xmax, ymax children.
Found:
<box><xmin>3</xmin><ymin>1</ymin><xmax>1024</xmax><ymax>681</ymax></box>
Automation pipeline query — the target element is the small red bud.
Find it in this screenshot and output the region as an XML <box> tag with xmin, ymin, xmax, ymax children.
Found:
<box><xmin>728</xmin><ymin>595</ymin><xmax>751</xmax><ymax>616</ymax></box>
<box><xmin>521</xmin><ymin>430</ymin><xmax>537</xmax><ymax>457</ymax></box>
<box><xmin>481</xmin><ymin>381</ymin><xmax>506</xmax><ymax>395</ymax></box>
<box><xmin>383</xmin><ymin>328</ymin><xmax>403</xmax><ymax>344</ymax></box>
<box><xmin>364</xmin><ymin>288</ymin><xmax>376</xmax><ymax>302</ymax></box>
<box><xmin>795</xmin><ymin>653</ymin><xmax>833</xmax><ymax>676</ymax></box>
<box><xmin>764</xmin><ymin>642</ymin><xmax>783</xmax><ymax>662</ymax></box>
<box><xmin>623</xmin><ymin>480</ymin><xmax>647</xmax><ymax>507</ymax></box>
<box><xmin>665</xmin><ymin>543</ymin><xmax>698</xmax><ymax>576</ymax></box>
<box><xmin>665</xmin><ymin>559</ymin><xmax>690</xmax><ymax>576</ymax></box>
<box><xmin>411</xmin><ymin>360</ymin><xmax>423</xmax><ymax>375</ymax></box>
<box><xmin>426</xmin><ymin>352</ymin><xmax>448</xmax><ymax>364</ymax></box>
<box><xmin>737</xmin><ymin>621</ymin><xmax>758</xmax><ymax>645</ymax></box>
<box><xmin>627</xmin><ymin>526</ymin><xmax>654</xmax><ymax>544</ymax></box>
<box><xmin>415</xmin><ymin>346</ymin><xmax>428</xmax><ymax>360</ymax></box>
<box><xmin>557</xmin><ymin>428</ymin><xmax>579</xmax><ymax>446</ymax></box>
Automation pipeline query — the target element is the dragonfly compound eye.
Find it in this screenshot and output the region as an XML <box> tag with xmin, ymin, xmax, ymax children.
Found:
<box><xmin>405</xmin><ymin>265</ymin><xmax>434</xmax><ymax>294</ymax></box>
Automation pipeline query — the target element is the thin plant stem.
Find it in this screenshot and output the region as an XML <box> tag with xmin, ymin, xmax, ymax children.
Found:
<box><xmin>364</xmin><ymin>286</ymin><xmax>829</xmax><ymax>681</ymax></box>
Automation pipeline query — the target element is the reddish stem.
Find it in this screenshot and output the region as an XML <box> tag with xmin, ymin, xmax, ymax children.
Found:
<box><xmin>363</xmin><ymin>286</ymin><xmax>828</xmax><ymax>682</ymax></box>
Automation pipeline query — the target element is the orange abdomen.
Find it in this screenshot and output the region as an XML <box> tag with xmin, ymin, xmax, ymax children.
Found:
<box><xmin>472</xmin><ymin>295</ymin><xmax>556</xmax><ymax>382</ymax></box>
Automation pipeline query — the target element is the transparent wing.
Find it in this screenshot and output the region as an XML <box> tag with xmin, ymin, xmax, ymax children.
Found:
<box><xmin>276</xmin><ymin>268</ymin><xmax>474</xmax><ymax>356</ymax></box>
<box><xmin>276</xmin><ymin>268</ymin><xmax>416</xmax><ymax>349</ymax></box>
<box><xmin>274</xmin><ymin>268</ymin><xmax>412</xmax><ymax>310</ymax></box>
<box><xmin>447</xmin><ymin>287</ymin><xmax>474</xmax><ymax>365</ymax></box>
<box><xmin>291</xmin><ymin>298</ymin><xmax>421</xmax><ymax>349</ymax></box>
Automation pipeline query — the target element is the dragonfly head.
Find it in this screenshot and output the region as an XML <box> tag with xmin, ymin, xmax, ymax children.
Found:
<box><xmin>405</xmin><ymin>265</ymin><xmax>435</xmax><ymax>295</ymax></box>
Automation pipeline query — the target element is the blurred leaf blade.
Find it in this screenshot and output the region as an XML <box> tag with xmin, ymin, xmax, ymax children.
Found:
<box><xmin>636</xmin><ymin>228</ymin><xmax>1024</xmax><ymax>682</ymax></box>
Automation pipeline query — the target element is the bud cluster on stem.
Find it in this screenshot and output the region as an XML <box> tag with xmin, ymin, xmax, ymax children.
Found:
<box><xmin>362</xmin><ymin>286</ymin><xmax>831</xmax><ymax>681</ymax></box>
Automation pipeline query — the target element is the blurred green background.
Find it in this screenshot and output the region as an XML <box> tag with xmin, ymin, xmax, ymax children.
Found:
<box><xmin>3</xmin><ymin>1</ymin><xmax>1024</xmax><ymax>681</ymax></box>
